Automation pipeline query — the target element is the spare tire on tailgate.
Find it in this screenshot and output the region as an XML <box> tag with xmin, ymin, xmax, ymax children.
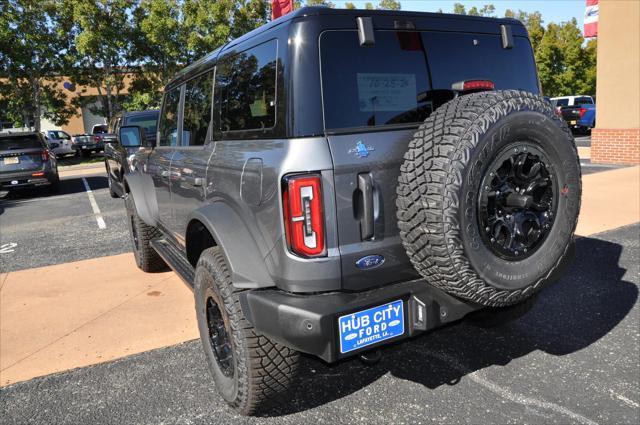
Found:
<box><xmin>396</xmin><ymin>90</ymin><xmax>581</xmax><ymax>307</ymax></box>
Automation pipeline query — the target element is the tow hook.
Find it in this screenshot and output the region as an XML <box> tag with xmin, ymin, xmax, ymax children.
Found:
<box><xmin>358</xmin><ymin>349</ymin><xmax>382</xmax><ymax>365</ymax></box>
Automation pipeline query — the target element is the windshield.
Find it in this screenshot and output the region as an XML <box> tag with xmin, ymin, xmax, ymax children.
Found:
<box><xmin>0</xmin><ymin>134</ymin><xmax>44</xmax><ymax>150</ymax></box>
<box><xmin>125</xmin><ymin>113</ymin><xmax>159</xmax><ymax>135</ymax></box>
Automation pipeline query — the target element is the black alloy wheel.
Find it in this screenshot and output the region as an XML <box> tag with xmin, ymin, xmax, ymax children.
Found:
<box><xmin>477</xmin><ymin>143</ymin><xmax>558</xmax><ymax>260</ymax></box>
<box><xmin>205</xmin><ymin>296</ymin><xmax>235</xmax><ymax>378</ymax></box>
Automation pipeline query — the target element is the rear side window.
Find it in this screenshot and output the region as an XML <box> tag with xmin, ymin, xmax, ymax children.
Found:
<box><xmin>158</xmin><ymin>88</ymin><xmax>181</xmax><ymax>146</ymax></box>
<box><xmin>0</xmin><ymin>135</ymin><xmax>44</xmax><ymax>150</ymax></box>
<box><xmin>320</xmin><ymin>30</ymin><xmax>539</xmax><ymax>131</ymax></box>
<box><xmin>555</xmin><ymin>98</ymin><xmax>569</xmax><ymax>107</ymax></box>
<box><xmin>216</xmin><ymin>39</ymin><xmax>277</xmax><ymax>132</ymax></box>
<box><xmin>182</xmin><ymin>71</ymin><xmax>214</xmax><ymax>145</ymax></box>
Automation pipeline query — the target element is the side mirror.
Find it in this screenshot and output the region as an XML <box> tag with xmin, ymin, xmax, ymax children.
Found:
<box><xmin>118</xmin><ymin>125</ymin><xmax>146</xmax><ymax>148</ymax></box>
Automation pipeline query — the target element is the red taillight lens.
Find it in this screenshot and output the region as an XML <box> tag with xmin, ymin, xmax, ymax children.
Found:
<box><xmin>93</xmin><ymin>135</ymin><xmax>101</xmax><ymax>143</ymax></box>
<box><xmin>579</xmin><ymin>107</ymin><xmax>587</xmax><ymax>118</ymax></box>
<box><xmin>282</xmin><ymin>174</ymin><xmax>325</xmax><ymax>257</ymax></box>
<box><xmin>452</xmin><ymin>79</ymin><xmax>495</xmax><ymax>92</ymax></box>
<box><xmin>41</xmin><ymin>150</ymin><xmax>49</xmax><ymax>161</ymax></box>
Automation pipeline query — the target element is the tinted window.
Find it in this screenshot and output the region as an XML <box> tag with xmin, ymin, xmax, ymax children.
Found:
<box><xmin>183</xmin><ymin>72</ymin><xmax>213</xmax><ymax>145</ymax></box>
<box><xmin>574</xmin><ymin>96</ymin><xmax>593</xmax><ymax>105</ymax></box>
<box><xmin>555</xmin><ymin>98</ymin><xmax>569</xmax><ymax>107</ymax></box>
<box><xmin>320</xmin><ymin>31</ymin><xmax>539</xmax><ymax>130</ymax></box>
<box><xmin>126</xmin><ymin>113</ymin><xmax>159</xmax><ymax>136</ymax></box>
<box><xmin>321</xmin><ymin>31</ymin><xmax>433</xmax><ymax>130</ymax></box>
<box><xmin>48</xmin><ymin>131</ymin><xmax>70</xmax><ymax>140</ymax></box>
<box><xmin>93</xmin><ymin>124</ymin><xmax>108</xmax><ymax>134</ymax></box>
<box><xmin>216</xmin><ymin>39</ymin><xmax>277</xmax><ymax>132</ymax></box>
<box><xmin>0</xmin><ymin>134</ymin><xmax>44</xmax><ymax>150</ymax></box>
<box><xmin>158</xmin><ymin>88</ymin><xmax>181</xmax><ymax>146</ymax></box>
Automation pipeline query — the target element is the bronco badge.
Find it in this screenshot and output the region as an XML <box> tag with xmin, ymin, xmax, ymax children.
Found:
<box><xmin>348</xmin><ymin>141</ymin><xmax>375</xmax><ymax>158</ymax></box>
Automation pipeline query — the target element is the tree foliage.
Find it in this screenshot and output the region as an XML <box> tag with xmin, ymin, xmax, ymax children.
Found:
<box><xmin>0</xmin><ymin>0</ymin><xmax>598</xmax><ymax>129</ymax></box>
<box><xmin>0</xmin><ymin>0</ymin><xmax>76</xmax><ymax>130</ymax></box>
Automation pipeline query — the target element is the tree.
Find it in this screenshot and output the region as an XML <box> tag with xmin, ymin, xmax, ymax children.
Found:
<box><xmin>0</xmin><ymin>0</ymin><xmax>76</xmax><ymax>130</ymax></box>
<box><xmin>364</xmin><ymin>2</ymin><xmax>374</xmax><ymax>9</ymax></box>
<box><xmin>65</xmin><ymin>0</ymin><xmax>135</xmax><ymax>122</ymax></box>
<box><xmin>378</xmin><ymin>0</ymin><xmax>400</xmax><ymax>10</ymax></box>
<box><xmin>305</xmin><ymin>0</ymin><xmax>335</xmax><ymax>7</ymax></box>
<box><xmin>344</xmin><ymin>2</ymin><xmax>356</xmax><ymax>9</ymax></box>
<box><xmin>453</xmin><ymin>3</ymin><xmax>466</xmax><ymax>14</ymax></box>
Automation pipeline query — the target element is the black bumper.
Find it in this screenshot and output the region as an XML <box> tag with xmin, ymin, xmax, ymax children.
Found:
<box><xmin>240</xmin><ymin>279</ymin><xmax>482</xmax><ymax>363</ymax></box>
<box><xmin>0</xmin><ymin>170</ymin><xmax>55</xmax><ymax>189</ymax></box>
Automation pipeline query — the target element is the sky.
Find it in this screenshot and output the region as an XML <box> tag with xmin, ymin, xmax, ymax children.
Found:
<box><xmin>335</xmin><ymin>0</ymin><xmax>587</xmax><ymax>29</ymax></box>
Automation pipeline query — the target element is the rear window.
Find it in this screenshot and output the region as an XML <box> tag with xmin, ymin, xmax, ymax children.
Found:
<box><xmin>125</xmin><ymin>113</ymin><xmax>159</xmax><ymax>135</ymax></box>
<box><xmin>554</xmin><ymin>98</ymin><xmax>570</xmax><ymax>107</ymax></box>
<box><xmin>93</xmin><ymin>124</ymin><xmax>108</xmax><ymax>134</ymax></box>
<box><xmin>0</xmin><ymin>134</ymin><xmax>44</xmax><ymax>150</ymax></box>
<box><xmin>574</xmin><ymin>96</ymin><xmax>593</xmax><ymax>105</ymax></box>
<box><xmin>320</xmin><ymin>30</ymin><xmax>539</xmax><ymax>131</ymax></box>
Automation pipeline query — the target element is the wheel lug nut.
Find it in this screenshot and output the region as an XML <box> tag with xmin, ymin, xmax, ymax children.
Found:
<box><xmin>490</xmin><ymin>238</ymin><xmax>495</xmax><ymax>242</ymax></box>
<box><xmin>524</xmin><ymin>248</ymin><xmax>528</xmax><ymax>253</ymax></box>
<box><xmin>485</xmin><ymin>227</ymin><xmax>490</xmax><ymax>231</ymax></box>
<box><xmin>515</xmin><ymin>251</ymin><xmax>519</xmax><ymax>255</ymax></box>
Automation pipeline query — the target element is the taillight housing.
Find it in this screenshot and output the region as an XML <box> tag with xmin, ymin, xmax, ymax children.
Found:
<box><xmin>41</xmin><ymin>150</ymin><xmax>49</xmax><ymax>161</ymax></box>
<box><xmin>282</xmin><ymin>174</ymin><xmax>326</xmax><ymax>257</ymax></box>
<box><xmin>578</xmin><ymin>107</ymin><xmax>587</xmax><ymax>118</ymax></box>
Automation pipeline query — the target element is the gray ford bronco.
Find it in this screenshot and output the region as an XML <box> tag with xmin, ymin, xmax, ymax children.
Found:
<box><xmin>120</xmin><ymin>7</ymin><xmax>581</xmax><ymax>415</ymax></box>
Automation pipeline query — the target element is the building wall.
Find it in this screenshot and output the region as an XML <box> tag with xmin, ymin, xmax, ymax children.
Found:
<box><xmin>591</xmin><ymin>0</ymin><xmax>640</xmax><ymax>164</ymax></box>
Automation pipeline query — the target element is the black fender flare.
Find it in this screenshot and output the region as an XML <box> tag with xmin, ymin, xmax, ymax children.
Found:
<box><xmin>188</xmin><ymin>203</ymin><xmax>275</xmax><ymax>289</ymax></box>
<box><xmin>123</xmin><ymin>172</ymin><xmax>158</xmax><ymax>227</ymax></box>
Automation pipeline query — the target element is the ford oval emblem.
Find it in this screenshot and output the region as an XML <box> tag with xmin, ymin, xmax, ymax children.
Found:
<box><xmin>355</xmin><ymin>255</ymin><xmax>385</xmax><ymax>270</ymax></box>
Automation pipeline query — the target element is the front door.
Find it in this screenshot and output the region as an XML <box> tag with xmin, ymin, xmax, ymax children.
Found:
<box><xmin>151</xmin><ymin>86</ymin><xmax>182</xmax><ymax>231</ymax></box>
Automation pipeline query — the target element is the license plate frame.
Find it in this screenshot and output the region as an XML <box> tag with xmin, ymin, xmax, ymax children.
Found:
<box><xmin>338</xmin><ymin>299</ymin><xmax>405</xmax><ymax>354</ymax></box>
<box><xmin>3</xmin><ymin>156</ymin><xmax>19</xmax><ymax>165</ymax></box>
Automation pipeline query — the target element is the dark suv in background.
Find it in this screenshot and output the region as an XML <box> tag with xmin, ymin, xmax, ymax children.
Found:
<box><xmin>104</xmin><ymin>110</ymin><xmax>159</xmax><ymax>198</ymax></box>
<box><xmin>0</xmin><ymin>132</ymin><xmax>59</xmax><ymax>192</ymax></box>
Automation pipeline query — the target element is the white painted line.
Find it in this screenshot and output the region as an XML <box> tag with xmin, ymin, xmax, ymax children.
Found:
<box><xmin>82</xmin><ymin>177</ymin><xmax>107</xmax><ymax>230</ymax></box>
<box><xmin>610</xmin><ymin>390</ymin><xmax>640</xmax><ymax>409</ymax></box>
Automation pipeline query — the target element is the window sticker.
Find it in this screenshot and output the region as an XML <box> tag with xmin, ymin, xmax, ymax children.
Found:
<box><xmin>357</xmin><ymin>73</ymin><xmax>417</xmax><ymax>112</ymax></box>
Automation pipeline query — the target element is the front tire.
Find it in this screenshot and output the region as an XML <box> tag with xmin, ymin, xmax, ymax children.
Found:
<box><xmin>397</xmin><ymin>90</ymin><xmax>581</xmax><ymax>307</ymax></box>
<box><xmin>124</xmin><ymin>194</ymin><xmax>167</xmax><ymax>272</ymax></box>
<box><xmin>194</xmin><ymin>247</ymin><xmax>299</xmax><ymax>416</ymax></box>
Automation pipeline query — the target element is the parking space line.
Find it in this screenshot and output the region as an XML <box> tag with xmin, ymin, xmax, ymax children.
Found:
<box><xmin>82</xmin><ymin>178</ymin><xmax>106</xmax><ymax>229</ymax></box>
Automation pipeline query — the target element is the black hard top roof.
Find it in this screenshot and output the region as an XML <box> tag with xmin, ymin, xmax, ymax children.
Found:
<box><xmin>167</xmin><ymin>6</ymin><xmax>524</xmax><ymax>90</ymax></box>
<box><xmin>115</xmin><ymin>109</ymin><xmax>160</xmax><ymax>118</ymax></box>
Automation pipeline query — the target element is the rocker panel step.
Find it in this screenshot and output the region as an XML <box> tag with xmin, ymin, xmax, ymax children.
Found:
<box><xmin>150</xmin><ymin>238</ymin><xmax>195</xmax><ymax>288</ymax></box>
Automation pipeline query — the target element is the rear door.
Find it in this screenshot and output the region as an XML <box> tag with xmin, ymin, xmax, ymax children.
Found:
<box><xmin>319</xmin><ymin>29</ymin><xmax>539</xmax><ymax>291</ymax></box>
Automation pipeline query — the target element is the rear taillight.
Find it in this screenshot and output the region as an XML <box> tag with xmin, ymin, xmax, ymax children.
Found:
<box><xmin>579</xmin><ymin>107</ymin><xmax>587</xmax><ymax>118</ymax></box>
<box><xmin>41</xmin><ymin>150</ymin><xmax>49</xmax><ymax>161</ymax></box>
<box><xmin>282</xmin><ymin>174</ymin><xmax>325</xmax><ymax>257</ymax></box>
<box><xmin>452</xmin><ymin>79</ymin><xmax>495</xmax><ymax>92</ymax></box>
<box><xmin>93</xmin><ymin>135</ymin><xmax>101</xmax><ymax>143</ymax></box>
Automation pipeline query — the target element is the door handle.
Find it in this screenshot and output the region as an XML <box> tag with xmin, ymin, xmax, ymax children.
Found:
<box><xmin>182</xmin><ymin>176</ymin><xmax>203</xmax><ymax>186</ymax></box>
<box><xmin>357</xmin><ymin>173</ymin><xmax>374</xmax><ymax>240</ymax></box>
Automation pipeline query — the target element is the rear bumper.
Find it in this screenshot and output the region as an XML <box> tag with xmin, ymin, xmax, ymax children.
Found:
<box><xmin>0</xmin><ymin>169</ymin><xmax>56</xmax><ymax>189</ymax></box>
<box><xmin>240</xmin><ymin>279</ymin><xmax>482</xmax><ymax>363</ymax></box>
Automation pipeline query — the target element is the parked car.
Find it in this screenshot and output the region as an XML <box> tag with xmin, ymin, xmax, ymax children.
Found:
<box><xmin>41</xmin><ymin>130</ymin><xmax>75</xmax><ymax>158</ymax></box>
<box><xmin>104</xmin><ymin>110</ymin><xmax>159</xmax><ymax>198</ymax></box>
<box><xmin>550</xmin><ymin>95</ymin><xmax>595</xmax><ymax>132</ymax></box>
<box><xmin>0</xmin><ymin>131</ymin><xmax>59</xmax><ymax>191</ymax></box>
<box><xmin>121</xmin><ymin>7</ymin><xmax>581</xmax><ymax>415</ymax></box>
<box><xmin>577</xmin><ymin>103</ymin><xmax>596</xmax><ymax>131</ymax></box>
<box><xmin>72</xmin><ymin>124</ymin><xmax>108</xmax><ymax>158</ymax></box>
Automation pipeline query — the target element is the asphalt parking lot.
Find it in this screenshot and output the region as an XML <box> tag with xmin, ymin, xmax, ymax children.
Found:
<box><xmin>1</xmin><ymin>160</ymin><xmax>639</xmax><ymax>424</ymax></box>
<box><xmin>0</xmin><ymin>170</ymin><xmax>130</xmax><ymax>272</ymax></box>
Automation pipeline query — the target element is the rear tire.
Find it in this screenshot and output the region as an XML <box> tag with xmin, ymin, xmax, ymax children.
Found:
<box><xmin>124</xmin><ymin>194</ymin><xmax>167</xmax><ymax>272</ymax></box>
<box><xmin>194</xmin><ymin>247</ymin><xmax>299</xmax><ymax>416</ymax></box>
<box><xmin>397</xmin><ymin>90</ymin><xmax>581</xmax><ymax>307</ymax></box>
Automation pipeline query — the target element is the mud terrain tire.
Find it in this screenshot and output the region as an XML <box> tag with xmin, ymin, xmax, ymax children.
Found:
<box><xmin>194</xmin><ymin>247</ymin><xmax>299</xmax><ymax>416</ymax></box>
<box><xmin>397</xmin><ymin>90</ymin><xmax>581</xmax><ymax>307</ymax></box>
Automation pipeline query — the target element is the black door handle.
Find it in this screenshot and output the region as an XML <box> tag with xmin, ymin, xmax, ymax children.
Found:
<box><xmin>358</xmin><ymin>173</ymin><xmax>374</xmax><ymax>240</ymax></box>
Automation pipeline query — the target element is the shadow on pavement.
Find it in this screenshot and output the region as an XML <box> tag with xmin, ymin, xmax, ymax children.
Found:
<box><xmin>274</xmin><ymin>233</ymin><xmax>637</xmax><ymax>415</ymax></box>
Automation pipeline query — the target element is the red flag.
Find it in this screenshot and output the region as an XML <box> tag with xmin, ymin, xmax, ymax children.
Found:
<box><xmin>272</xmin><ymin>0</ymin><xmax>293</xmax><ymax>20</ymax></box>
<box><xmin>584</xmin><ymin>0</ymin><xmax>599</xmax><ymax>38</ymax></box>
